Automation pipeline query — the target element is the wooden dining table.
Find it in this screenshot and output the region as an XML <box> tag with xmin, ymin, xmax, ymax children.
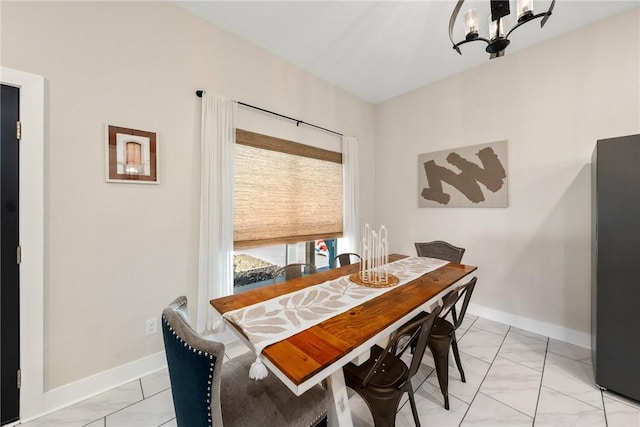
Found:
<box><xmin>210</xmin><ymin>253</ymin><xmax>477</xmax><ymax>426</ymax></box>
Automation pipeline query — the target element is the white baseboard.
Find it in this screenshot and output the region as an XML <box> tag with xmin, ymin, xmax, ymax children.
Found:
<box><xmin>22</xmin><ymin>351</ymin><xmax>167</xmax><ymax>423</ymax></box>
<box><xmin>467</xmin><ymin>303</ymin><xmax>592</xmax><ymax>349</ymax></box>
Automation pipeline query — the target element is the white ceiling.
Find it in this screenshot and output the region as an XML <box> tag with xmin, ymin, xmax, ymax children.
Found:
<box><xmin>175</xmin><ymin>1</ymin><xmax>638</xmax><ymax>104</ymax></box>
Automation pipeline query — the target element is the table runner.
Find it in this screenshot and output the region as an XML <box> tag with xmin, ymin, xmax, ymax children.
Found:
<box><xmin>223</xmin><ymin>256</ymin><xmax>448</xmax><ymax>379</ymax></box>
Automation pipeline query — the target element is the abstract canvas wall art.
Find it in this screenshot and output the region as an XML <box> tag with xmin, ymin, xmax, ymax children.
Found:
<box><xmin>418</xmin><ymin>140</ymin><xmax>508</xmax><ymax>207</ymax></box>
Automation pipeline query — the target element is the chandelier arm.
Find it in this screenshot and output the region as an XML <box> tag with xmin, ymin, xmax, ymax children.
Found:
<box><xmin>449</xmin><ymin>0</ymin><xmax>466</xmax><ymax>53</ymax></box>
<box><xmin>453</xmin><ymin>37</ymin><xmax>491</xmax><ymax>52</ymax></box>
<box><xmin>505</xmin><ymin>12</ymin><xmax>549</xmax><ymax>40</ymax></box>
<box><xmin>541</xmin><ymin>0</ymin><xmax>556</xmax><ymax>27</ymax></box>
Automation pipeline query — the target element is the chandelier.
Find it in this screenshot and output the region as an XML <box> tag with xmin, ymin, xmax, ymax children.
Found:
<box><xmin>449</xmin><ymin>0</ymin><xmax>555</xmax><ymax>58</ymax></box>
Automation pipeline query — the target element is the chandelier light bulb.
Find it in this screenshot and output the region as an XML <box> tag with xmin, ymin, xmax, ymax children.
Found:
<box><xmin>489</xmin><ymin>17</ymin><xmax>505</xmax><ymax>41</ymax></box>
<box><xmin>517</xmin><ymin>0</ymin><xmax>534</xmax><ymax>21</ymax></box>
<box><xmin>464</xmin><ymin>8</ymin><xmax>479</xmax><ymax>39</ymax></box>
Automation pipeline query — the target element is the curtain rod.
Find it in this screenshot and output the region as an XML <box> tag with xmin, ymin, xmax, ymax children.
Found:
<box><xmin>195</xmin><ymin>90</ymin><xmax>343</xmax><ymax>137</ymax></box>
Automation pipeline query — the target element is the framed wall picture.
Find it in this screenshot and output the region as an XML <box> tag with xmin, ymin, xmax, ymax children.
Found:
<box><xmin>105</xmin><ymin>125</ymin><xmax>158</xmax><ymax>184</ymax></box>
<box><xmin>418</xmin><ymin>140</ymin><xmax>508</xmax><ymax>207</ymax></box>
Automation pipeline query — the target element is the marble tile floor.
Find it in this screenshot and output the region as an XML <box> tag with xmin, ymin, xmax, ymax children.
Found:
<box><xmin>19</xmin><ymin>315</ymin><xmax>640</xmax><ymax>427</ymax></box>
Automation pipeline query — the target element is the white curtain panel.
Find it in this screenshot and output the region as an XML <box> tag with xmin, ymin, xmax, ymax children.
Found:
<box><xmin>197</xmin><ymin>94</ymin><xmax>237</xmax><ymax>333</ymax></box>
<box><xmin>342</xmin><ymin>136</ymin><xmax>360</xmax><ymax>253</ymax></box>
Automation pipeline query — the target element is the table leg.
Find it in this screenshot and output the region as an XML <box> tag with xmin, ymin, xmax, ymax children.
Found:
<box><xmin>326</xmin><ymin>370</ymin><xmax>353</xmax><ymax>426</ymax></box>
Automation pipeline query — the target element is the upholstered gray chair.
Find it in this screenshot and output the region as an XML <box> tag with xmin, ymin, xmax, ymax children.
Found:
<box><xmin>414</xmin><ymin>241</ymin><xmax>465</xmax><ymax>263</ymax></box>
<box><xmin>333</xmin><ymin>253</ymin><xmax>362</xmax><ymax>268</ymax></box>
<box><xmin>162</xmin><ymin>296</ymin><xmax>327</xmax><ymax>426</ymax></box>
<box><xmin>272</xmin><ymin>263</ymin><xmax>317</xmax><ymax>283</ymax></box>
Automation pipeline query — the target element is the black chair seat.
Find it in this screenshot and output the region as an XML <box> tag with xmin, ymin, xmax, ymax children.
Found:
<box><xmin>432</xmin><ymin>317</ymin><xmax>455</xmax><ymax>336</ymax></box>
<box><xmin>344</xmin><ymin>346</ymin><xmax>408</xmax><ymax>390</ymax></box>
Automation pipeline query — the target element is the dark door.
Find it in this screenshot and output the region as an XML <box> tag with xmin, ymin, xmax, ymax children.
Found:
<box><xmin>1</xmin><ymin>83</ymin><xmax>20</xmax><ymax>425</ymax></box>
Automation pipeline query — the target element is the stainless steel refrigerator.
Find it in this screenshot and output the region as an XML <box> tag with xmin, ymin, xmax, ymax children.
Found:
<box><xmin>591</xmin><ymin>134</ymin><xmax>640</xmax><ymax>402</ymax></box>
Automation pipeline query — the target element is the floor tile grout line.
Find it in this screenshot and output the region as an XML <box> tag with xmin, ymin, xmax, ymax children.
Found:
<box><xmin>542</xmin><ymin>384</ymin><xmax>608</xmax><ymax>412</ymax></box>
<box><xmin>497</xmin><ymin>352</ymin><xmax>546</xmax><ymax>373</ymax></box>
<box><xmin>51</xmin><ymin>386</ymin><xmax>148</xmax><ymax>427</ymax></box>
<box><xmin>602</xmin><ymin>392</ymin><xmax>640</xmax><ymax>411</ymax></box>
<box><xmin>462</xmin><ymin>316</ymin><xmax>478</xmax><ymax>330</ymax></box>
<box><xmin>97</xmin><ymin>387</ymin><xmax>172</xmax><ymax>423</ymax></box>
<box><xmin>601</xmin><ymin>388</ymin><xmax>609</xmax><ymax>427</ymax></box>
<box><xmin>140</xmin><ymin>386</ymin><xmax>173</xmax><ymax>401</ymax></box>
<box><xmin>531</xmin><ymin>338</ymin><xmax>550</xmax><ymax>426</ymax></box>
<box><xmin>456</xmin><ymin>349</ymin><xmax>496</xmax><ymax>367</ymax></box>
<box><xmin>139</xmin><ymin>378</ymin><xmax>145</xmax><ymax>400</ymax></box>
<box><xmin>80</xmin><ymin>416</ymin><xmax>106</xmax><ymax>427</ymax></box>
<box><xmin>462</xmin><ymin>324</ymin><xmax>509</xmax><ymax>339</ymax></box>
<box><xmin>457</xmin><ymin>325</ymin><xmax>511</xmax><ymax>426</ymax></box>
<box><xmin>504</xmin><ymin>330</ymin><xmax>550</xmax><ymax>345</ymax></box>
<box><xmin>546</xmin><ymin>349</ymin><xmax>593</xmax><ymax>367</ymax></box>
<box><xmin>508</xmin><ymin>329</ymin><xmax>549</xmax><ymax>343</ymax></box>
<box><xmin>476</xmin><ymin>391</ymin><xmax>535</xmax><ymax>421</ymax></box>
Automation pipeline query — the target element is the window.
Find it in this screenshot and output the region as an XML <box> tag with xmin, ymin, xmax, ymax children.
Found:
<box><xmin>233</xmin><ymin>239</ymin><xmax>336</xmax><ymax>293</ymax></box>
<box><xmin>233</xmin><ymin>129</ymin><xmax>343</xmax><ymax>248</ymax></box>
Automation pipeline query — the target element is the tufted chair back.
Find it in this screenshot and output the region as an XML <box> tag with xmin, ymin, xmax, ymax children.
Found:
<box><xmin>162</xmin><ymin>296</ymin><xmax>225</xmax><ymax>426</ymax></box>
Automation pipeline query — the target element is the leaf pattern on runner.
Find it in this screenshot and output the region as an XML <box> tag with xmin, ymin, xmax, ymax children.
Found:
<box><xmin>284</xmin><ymin>309</ymin><xmax>301</xmax><ymax>328</ymax></box>
<box><xmin>233</xmin><ymin>278</ymin><xmax>354</xmax><ymax>337</ymax></box>
<box><xmin>243</xmin><ymin>305</ymin><xmax>266</xmax><ymax>321</ymax></box>
<box><xmin>223</xmin><ymin>256</ymin><xmax>449</xmax><ymax>363</ymax></box>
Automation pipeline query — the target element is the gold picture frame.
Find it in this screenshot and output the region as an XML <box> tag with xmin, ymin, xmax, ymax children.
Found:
<box><xmin>105</xmin><ymin>125</ymin><xmax>158</xmax><ymax>184</ymax></box>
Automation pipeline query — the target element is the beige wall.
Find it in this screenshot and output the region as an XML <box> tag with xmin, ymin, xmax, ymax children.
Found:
<box><xmin>374</xmin><ymin>8</ymin><xmax>639</xmax><ymax>339</ymax></box>
<box><xmin>1</xmin><ymin>1</ymin><xmax>375</xmax><ymax>390</ymax></box>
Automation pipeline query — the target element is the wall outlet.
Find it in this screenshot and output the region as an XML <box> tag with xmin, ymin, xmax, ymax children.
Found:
<box><xmin>145</xmin><ymin>317</ymin><xmax>159</xmax><ymax>336</ymax></box>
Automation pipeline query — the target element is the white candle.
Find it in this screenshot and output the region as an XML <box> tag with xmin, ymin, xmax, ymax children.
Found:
<box><xmin>372</xmin><ymin>231</ymin><xmax>378</xmax><ymax>284</ymax></box>
<box><xmin>359</xmin><ymin>223</ymin><xmax>389</xmax><ymax>284</ymax></box>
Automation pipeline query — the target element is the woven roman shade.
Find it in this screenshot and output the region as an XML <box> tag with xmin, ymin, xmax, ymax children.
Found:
<box><xmin>234</xmin><ymin>129</ymin><xmax>343</xmax><ymax>249</ymax></box>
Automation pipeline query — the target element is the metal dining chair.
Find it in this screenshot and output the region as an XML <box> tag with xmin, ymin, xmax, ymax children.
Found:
<box><xmin>400</xmin><ymin>276</ymin><xmax>477</xmax><ymax>410</ymax></box>
<box><xmin>272</xmin><ymin>263</ymin><xmax>317</xmax><ymax>283</ymax></box>
<box><xmin>333</xmin><ymin>252</ymin><xmax>362</xmax><ymax>267</ymax></box>
<box><xmin>414</xmin><ymin>241</ymin><xmax>465</xmax><ymax>263</ymax></box>
<box><xmin>343</xmin><ymin>304</ymin><xmax>443</xmax><ymax>427</ymax></box>
<box><xmin>162</xmin><ymin>296</ymin><xmax>327</xmax><ymax>427</ymax></box>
